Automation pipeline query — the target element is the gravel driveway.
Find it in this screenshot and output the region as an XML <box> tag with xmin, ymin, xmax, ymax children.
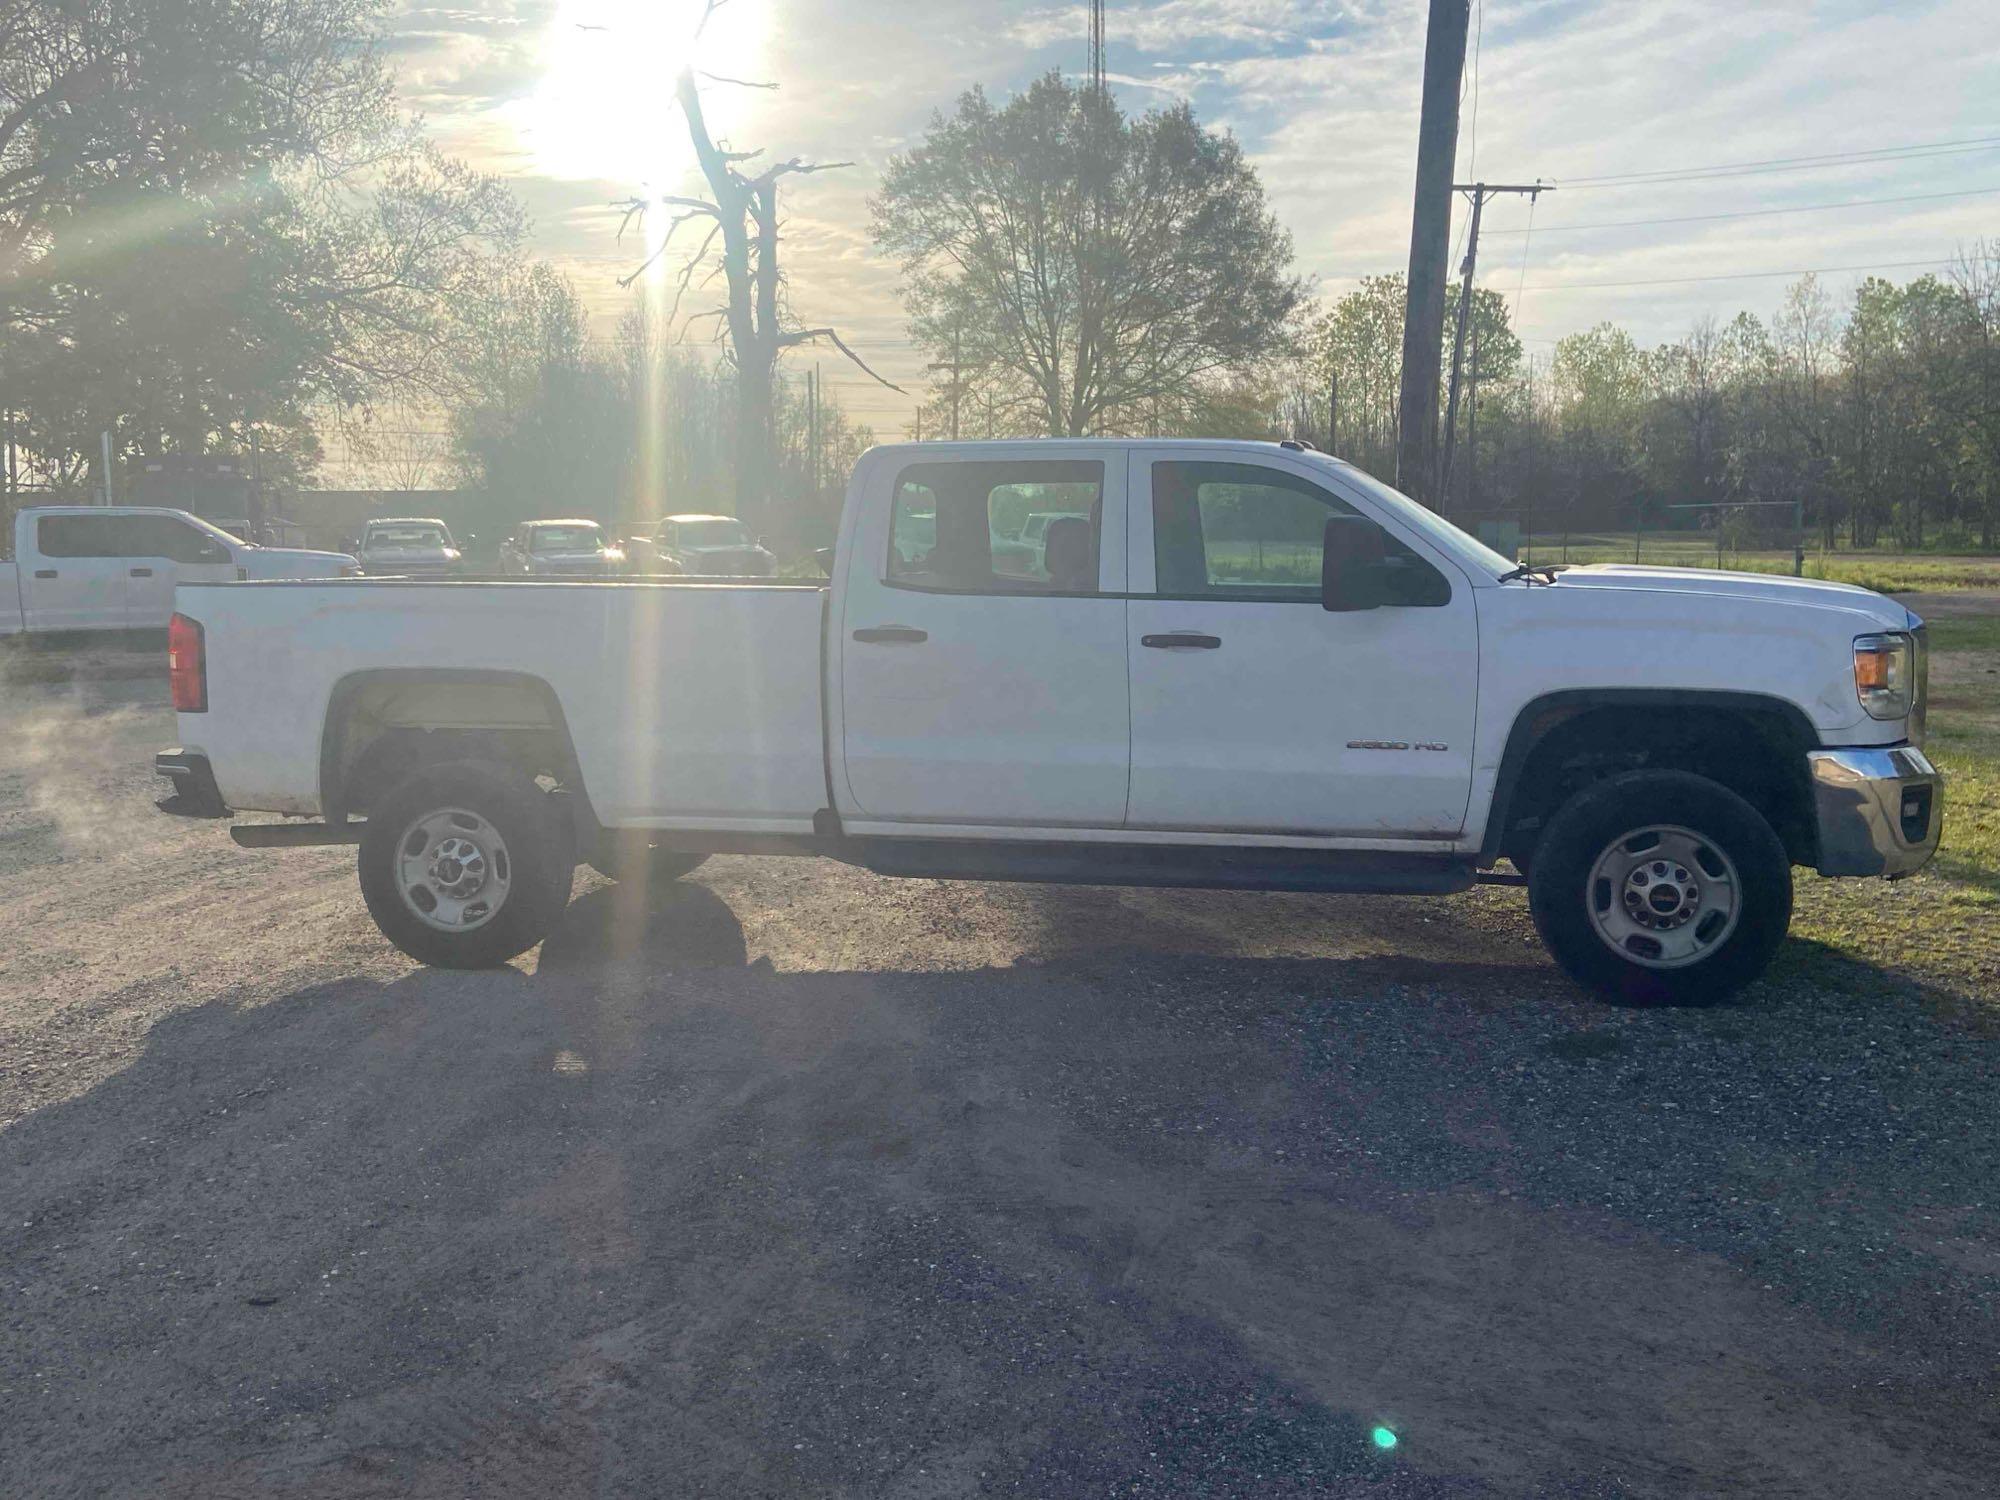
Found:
<box><xmin>2</xmin><ymin>670</ymin><xmax>1995</xmax><ymax>1498</ymax></box>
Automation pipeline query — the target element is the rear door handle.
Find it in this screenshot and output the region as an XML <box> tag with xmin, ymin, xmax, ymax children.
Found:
<box><xmin>34</xmin><ymin>569</ymin><xmax>57</xmax><ymax>579</ymax></box>
<box><xmin>129</xmin><ymin>567</ymin><xmax>153</xmax><ymax>578</ymax></box>
<box><xmin>853</xmin><ymin>625</ymin><xmax>928</xmax><ymax>645</ymax></box>
<box><xmin>1141</xmin><ymin>633</ymin><xmax>1222</xmax><ymax>650</ymax></box>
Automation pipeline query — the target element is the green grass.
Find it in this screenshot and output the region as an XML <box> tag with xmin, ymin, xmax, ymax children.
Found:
<box><xmin>1519</xmin><ymin>536</ymin><xmax>2000</xmax><ymax>593</ymax></box>
<box><xmin>1927</xmin><ymin>617</ymin><xmax>2000</xmax><ymax>654</ymax></box>
<box><xmin>1788</xmin><ymin>610</ymin><xmax>2000</xmax><ymax>1009</ymax></box>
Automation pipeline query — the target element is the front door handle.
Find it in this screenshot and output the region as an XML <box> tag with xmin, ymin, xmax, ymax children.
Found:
<box><xmin>129</xmin><ymin>567</ymin><xmax>154</xmax><ymax>578</ymax></box>
<box><xmin>34</xmin><ymin>569</ymin><xmax>57</xmax><ymax>579</ymax></box>
<box><xmin>853</xmin><ymin>625</ymin><xmax>928</xmax><ymax>645</ymax></box>
<box><xmin>1141</xmin><ymin>633</ymin><xmax>1222</xmax><ymax>650</ymax></box>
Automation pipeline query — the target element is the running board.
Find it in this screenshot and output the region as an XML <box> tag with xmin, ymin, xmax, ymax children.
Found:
<box><xmin>231</xmin><ymin>822</ymin><xmax>364</xmax><ymax>849</ymax></box>
<box><xmin>844</xmin><ymin>839</ymin><xmax>1478</xmax><ymax>896</ymax></box>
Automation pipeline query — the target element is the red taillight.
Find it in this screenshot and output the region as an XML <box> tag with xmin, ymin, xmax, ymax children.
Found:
<box><xmin>168</xmin><ymin>613</ymin><xmax>207</xmax><ymax>713</ymax></box>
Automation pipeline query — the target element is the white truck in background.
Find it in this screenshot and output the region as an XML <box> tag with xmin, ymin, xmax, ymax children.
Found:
<box><xmin>155</xmin><ymin>440</ymin><xmax>1942</xmax><ymax>1004</ymax></box>
<box><xmin>2</xmin><ymin>506</ymin><xmax>357</xmax><ymax>637</ymax></box>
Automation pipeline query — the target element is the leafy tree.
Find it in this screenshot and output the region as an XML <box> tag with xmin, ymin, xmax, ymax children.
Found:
<box><xmin>0</xmin><ymin>0</ymin><xmax>521</xmax><ymax>496</ymax></box>
<box><xmin>874</xmin><ymin>73</ymin><xmax>1303</xmax><ymax>437</ymax></box>
<box><xmin>1298</xmin><ymin>272</ymin><xmax>1520</xmax><ymax>488</ymax></box>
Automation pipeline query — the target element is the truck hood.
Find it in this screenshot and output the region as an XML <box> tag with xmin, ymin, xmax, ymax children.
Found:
<box><xmin>1548</xmin><ymin>565</ymin><xmax>1916</xmax><ymax>630</ymax></box>
<box><xmin>243</xmin><ymin>548</ymin><xmax>358</xmax><ymax>579</ymax></box>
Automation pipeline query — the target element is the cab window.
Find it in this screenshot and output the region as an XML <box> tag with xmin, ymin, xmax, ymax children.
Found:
<box><xmin>131</xmin><ymin>515</ymin><xmax>230</xmax><ymax>564</ymax></box>
<box><xmin>1150</xmin><ymin>461</ymin><xmax>1450</xmax><ymax>606</ymax></box>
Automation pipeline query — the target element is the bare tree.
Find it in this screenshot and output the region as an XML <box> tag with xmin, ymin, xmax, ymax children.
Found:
<box><xmin>617</xmin><ymin>0</ymin><xmax>899</xmax><ymax>528</ymax></box>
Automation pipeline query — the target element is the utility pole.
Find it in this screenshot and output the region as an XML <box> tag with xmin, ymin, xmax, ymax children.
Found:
<box><xmin>949</xmin><ymin>326</ymin><xmax>962</xmax><ymax>441</ymax></box>
<box><xmin>1328</xmin><ymin>369</ymin><xmax>1339</xmax><ymax>456</ymax></box>
<box><xmin>1394</xmin><ymin>0</ymin><xmax>1470</xmax><ymax>507</ymax></box>
<box><xmin>1439</xmin><ymin>180</ymin><xmax>1546</xmax><ymax>511</ymax></box>
<box><xmin>100</xmin><ymin>429</ymin><xmax>113</xmax><ymax>506</ymax></box>
<box><xmin>1465</xmin><ymin>318</ymin><xmax>1478</xmax><ymax>512</ymax></box>
<box><xmin>1088</xmin><ymin>0</ymin><xmax>1107</xmax><ymax>97</ymax></box>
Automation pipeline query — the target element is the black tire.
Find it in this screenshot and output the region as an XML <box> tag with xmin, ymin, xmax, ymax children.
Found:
<box><xmin>584</xmin><ymin>835</ymin><xmax>710</xmax><ymax>885</ymax></box>
<box><xmin>359</xmin><ymin>760</ymin><xmax>574</xmax><ymax>968</ymax></box>
<box><xmin>1528</xmin><ymin>769</ymin><xmax>1792</xmax><ymax>1006</ymax></box>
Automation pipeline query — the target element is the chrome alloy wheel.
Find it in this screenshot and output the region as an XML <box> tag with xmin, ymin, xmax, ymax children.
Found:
<box><xmin>394</xmin><ymin>807</ymin><xmax>512</xmax><ymax>933</ymax></box>
<box><xmin>1585</xmin><ymin>823</ymin><xmax>1740</xmax><ymax>970</ymax></box>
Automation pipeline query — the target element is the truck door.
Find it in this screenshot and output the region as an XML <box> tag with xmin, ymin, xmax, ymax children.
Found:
<box><xmin>125</xmin><ymin>514</ymin><xmax>236</xmax><ymax>627</ymax></box>
<box><xmin>24</xmin><ymin>514</ymin><xmax>130</xmax><ymax>631</ymax></box>
<box><xmin>837</xmin><ymin>454</ymin><xmax>1131</xmax><ymax>829</ymax></box>
<box><xmin>1123</xmin><ymin>451</ymin><xmax>1479</xmax><ymax>838</ymax></box>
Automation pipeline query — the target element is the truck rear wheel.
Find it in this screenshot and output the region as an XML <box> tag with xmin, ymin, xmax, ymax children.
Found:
<box><xmin>359</xmin><ymin>761</ymin><xmax>574</xmax><ymax>968</ymax></box>
<box><xmin>1527</xmin><ymin>770</ymin><xmax>1792</xmax><ymax>1005</ymax></box>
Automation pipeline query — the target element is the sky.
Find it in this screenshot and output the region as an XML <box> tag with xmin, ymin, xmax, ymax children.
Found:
<box><xmin>381</xmin><ymin>0</ymin><xmax>2000</xmax><ymax>438</ymax></box>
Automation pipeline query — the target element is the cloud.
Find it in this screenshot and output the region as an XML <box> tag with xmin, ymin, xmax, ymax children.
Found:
<box><xmin>381</xmin><ymin>0</ymin><xmax>2000</xmax><ymax>416</ymax></box>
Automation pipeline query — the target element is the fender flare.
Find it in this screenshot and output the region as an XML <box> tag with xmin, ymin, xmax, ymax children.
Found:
<box><xmin>317</xmin><ymin>668</ymin><xmax>590</xmax><ymax>828</ymax></box>
<box><xmin>1480</xmin><ymin>688</ymin><xmax>1819</xmax><ymax>862</ymax></box>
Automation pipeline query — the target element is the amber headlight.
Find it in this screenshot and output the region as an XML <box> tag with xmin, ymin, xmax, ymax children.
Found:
<box><xmin>1853</xmin><ymin>632</ymin><xmax>1914</xmax><ymax>720</ymax></box>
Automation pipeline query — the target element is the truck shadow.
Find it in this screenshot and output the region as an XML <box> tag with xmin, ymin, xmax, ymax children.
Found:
<box><xmin>4</xmin><ymin>897</ymin><xmax>1994</xmax><ymax>1496</ymax></box>
<box><xmin>536</xmin><ymin>876</ymin><xmax>750</xmax><ymax>973</ymax></box>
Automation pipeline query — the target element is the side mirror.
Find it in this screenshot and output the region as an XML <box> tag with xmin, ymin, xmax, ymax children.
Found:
<box><xmin>813</xmin><ymin>547</ymin><xmax>836</xmax><ymax>576</ymax></box>
<box><xmin>1321</xmin><ymin>515</ymin><xmax>1388</xmax><ymax>613</ymax></box>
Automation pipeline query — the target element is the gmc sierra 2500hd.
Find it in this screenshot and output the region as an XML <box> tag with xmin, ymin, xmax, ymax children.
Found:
<box><xmin>155</xmin><ymin>440</ymin><xmax>1940</xmax><ymax>1003</ymax></box>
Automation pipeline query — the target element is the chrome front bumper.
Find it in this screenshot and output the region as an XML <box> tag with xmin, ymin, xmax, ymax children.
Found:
<box><xmin>1807</xmin><ymin>746</ymin><xmax>1941</xmax><ymax>879</ymax></box>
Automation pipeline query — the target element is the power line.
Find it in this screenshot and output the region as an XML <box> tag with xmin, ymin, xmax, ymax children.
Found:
<box><xmin>1553</xmin><ymin>136</ymin><xmax>2000</xmax><ymax>190</ymax></box>
<box><xmin>1511</xmin><ymin>255</ymin><xmax>1957</xmax><ymax>292</ymax></box>
<box><xmin>1483</xmin><ymin>184</ymin><xmax>2000</xmax><ymax>235</ymax></box>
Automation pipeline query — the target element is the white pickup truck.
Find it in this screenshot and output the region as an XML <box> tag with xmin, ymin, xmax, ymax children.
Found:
<box><xmin>2</xmin><ymin>505</ymin><xmax>357</xmax><ymax>636</ymax></box>
<box><xmin>155</xmin><ymin>440</ymin><xmax>1941</xmax><ymax>1003</ymax></box>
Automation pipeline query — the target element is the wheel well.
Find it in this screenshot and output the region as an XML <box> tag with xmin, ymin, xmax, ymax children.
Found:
<box><xmin>321</xmin><ymin>672</ymin><xmax>586</xmax><ymax>826</ymax></box>
<box><xmin>1492</xmin><ymin>699</ymin><xmax>1816</xmax><ymax>868</ymax></box>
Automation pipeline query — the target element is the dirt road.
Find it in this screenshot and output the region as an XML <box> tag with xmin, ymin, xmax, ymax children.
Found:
<box><xmin>2</xmin><ymin>671</ymin><xmax>1996</xmax><ymax>1498</ymax></box>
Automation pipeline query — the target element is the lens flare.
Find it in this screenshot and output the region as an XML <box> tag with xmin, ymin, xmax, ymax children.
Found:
<box><xmin>1371</xmin><ymin>1426</ymin><xmax>1399</xmax><ymax>1451</ymax></box>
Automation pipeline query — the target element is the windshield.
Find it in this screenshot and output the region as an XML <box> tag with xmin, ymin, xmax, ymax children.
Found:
<box><xmin>366</xmin><ymin>524</ymin><xmax>449</xmax><ymax>549</ymax></box>
<box><xmin>677</xmin><ymin>519</ymin><xmax>752</xmax><ymax>547</ymax></box>
<box><xmin>532</xmin><ymin>525</ymin><xmax>603</xmax><ymax>553</ymax></box>
<box><xmin>1312</xmin><ymin>457</ymin><xmax>1516</xmax><ymax>578</ymax></box>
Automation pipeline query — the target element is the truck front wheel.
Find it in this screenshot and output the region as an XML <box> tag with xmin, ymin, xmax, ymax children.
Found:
<box><xmin>1528</xmin><ymin>770</ymin><xmax>1792</xmax><ymax>1005</ymax></box>
<box><xmin>359</xmin><ymin>761</ymin><xmax>574</xmax><ymax>968</ymax></box>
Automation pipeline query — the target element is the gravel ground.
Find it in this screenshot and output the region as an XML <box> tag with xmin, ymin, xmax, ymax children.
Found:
<box><xmin>1</xmin><ymin>670</ymin><xmax>1996</xmax><ymax>1498</ymax></box>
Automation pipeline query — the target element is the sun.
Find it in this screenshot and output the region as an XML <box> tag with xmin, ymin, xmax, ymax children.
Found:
<box><xmin>511</xmin><ymin>0</ymin><xmax>771</xmax><ymax>187</ymax></box>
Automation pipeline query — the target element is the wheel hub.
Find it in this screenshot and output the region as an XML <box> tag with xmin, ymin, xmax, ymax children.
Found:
<box><xmin>1622</xmin><ymin>858</ymin><xmax>1700</xmax><ymax>929</ymax></box>
<box><xmin>428</xmin><ymin>837</ymin><xmax>488</xmax><ymax>898</ymax></box>
<box><xmin>393</xmin><ymin>808</ymin><xmax>512</xmax><ymax>933</ymax></box>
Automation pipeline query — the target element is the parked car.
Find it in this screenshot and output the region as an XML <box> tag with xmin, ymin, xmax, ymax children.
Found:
<box><xmin>2</xmin><ymin>505</ymin><xmax>356</xmax><ymax>637</ymax></box>
<box><xmin>636</xmin><ymin>514</ymin><xmax>775</xmax><ymax>576</ymax></box>
<box><xmin>497</xmin><ymin>519</ymin><xmax>627</xmax><ymax>577</ymax></box>
<box><xmin>157</xmin><ymin>438</ymin><xmax>1940</xmax><ymax>1004</ymax></box>
<box><xmin>352</xmin><ymin>518</ymin><xmax>463</xmax><ymax>578</ymax></box>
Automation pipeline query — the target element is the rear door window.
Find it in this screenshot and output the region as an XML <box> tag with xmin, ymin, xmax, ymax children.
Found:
<box><xmin>37</xmin><ymin>514</ymin><xmax>149</xmax><ymax>558</ymax></box>
<box><xmin>886</xmin><ymin>461</ymin><xmax>1104</xmax><ymax>595</ymax></box>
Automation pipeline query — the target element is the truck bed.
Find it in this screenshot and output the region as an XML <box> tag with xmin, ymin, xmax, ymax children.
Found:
<box><xmin>177</xmin><ymin>577</ymin><xmax>830</xmax><ymax>829</ymax></box>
